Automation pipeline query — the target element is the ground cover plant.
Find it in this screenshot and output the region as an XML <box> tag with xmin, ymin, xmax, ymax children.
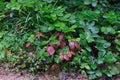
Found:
<box><xmin>0</xmin><ymin>0</ymin><xmax>120</xmax><ymax>79</ymax></box>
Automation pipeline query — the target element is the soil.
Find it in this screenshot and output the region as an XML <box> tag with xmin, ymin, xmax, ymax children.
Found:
<box><xmin>0</xmin><ymin>67</ymin><xmax>88</xmax><ymax>80</ymax></box>
<box><xmin>0</xmin><ymin>67</ymin><xmax>120</xmax><ymax>80</ymax></box>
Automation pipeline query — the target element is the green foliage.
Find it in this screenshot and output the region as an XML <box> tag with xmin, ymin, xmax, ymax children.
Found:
<box><xmin>0</xmin><ymin>0</ymin><xmax>120</xmax><ymax>79</ymax></box>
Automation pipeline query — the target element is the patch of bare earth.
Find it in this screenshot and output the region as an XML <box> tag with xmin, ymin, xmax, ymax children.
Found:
<box><xmin>0</xmin><ymin>67</ymin><xmax>89</xmax><ymax>80</ymax></box>
<box><xmin>1</xmin><ymin>66</ymin><xmax>120</xmax><ymax>80</ymax></box>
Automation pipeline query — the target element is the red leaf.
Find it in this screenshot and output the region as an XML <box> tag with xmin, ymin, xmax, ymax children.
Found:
<box><xmin>58</xmin><ymin>34</ymin><xmax>64</xmax><ymax>41</ymax></box>
<box><xmin>74</xmin><ymin>41</ymin><xmax>81</xmax><ymax>50</ymax></box>
<box><xmin>49</xmin><ymin>43</ymin><xmax>58</xmax><ymax>49</ymax></box>
<box><xmin>24</xmin><ymin>42</ymin><xmax>31</xmax><ymax>48</ymax></box>
<box><xmin>70</xmin><ymin>51</ymin><xmax>75</xmax><ymax>56</ymax></box>
<box><xmin>46</xmin><ymin>46</ymin><xmax>55</xmax><ymax>55</ymax></box>
<box><xmin>59</xmin><ymin>53</ymin><xmax>64</xmax><ymax>60</ymax></box>
<box><xmin>64</xmin><ymin>55</ymin><xmax>70</xmax><ymax>61</ymax></box>
<box><xmin>69</xmin><ymin>41</ymin><xmax>75</xmax><ymax>51</ymax></box>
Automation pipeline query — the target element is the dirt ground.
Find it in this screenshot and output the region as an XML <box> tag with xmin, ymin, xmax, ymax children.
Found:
<box><xmin>0</xmin><ymin>67</ymin><xmax>89</xmax><ymax>80</ymax></box>
<box><xmin>0</xmin><ymin>67</ymin><xmax>43</xmax><ymax>80</ymax></box>
<box><xmin>1</xmin><ymin>67</ymin><xmax>120</xmax><ymax>80</ymax></box>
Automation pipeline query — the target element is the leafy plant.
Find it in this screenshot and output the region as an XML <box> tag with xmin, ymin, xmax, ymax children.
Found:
<box><xmin>0</xmin><ymin>0</ymin><xmax>120</xmax><ymax>79</ymax></box>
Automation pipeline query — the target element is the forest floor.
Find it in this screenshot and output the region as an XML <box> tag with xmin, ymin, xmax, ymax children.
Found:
<box><xmin>0</xmin><ymin>67</ymin><xmax>120</xmax><ymax>80</ymax></box>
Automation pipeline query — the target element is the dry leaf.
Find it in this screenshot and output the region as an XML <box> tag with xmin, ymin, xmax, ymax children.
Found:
<box><xmin>34</xmin><ymin>32</ymin><xmax>45</xmax><ymax>38</ymax></box>
<box><xmin>3</xmin><ymin>47</ymin><xmax>11</xmax><ymax>54</ymax></box>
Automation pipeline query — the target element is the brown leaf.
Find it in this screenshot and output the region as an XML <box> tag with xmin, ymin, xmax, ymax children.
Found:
<box><xmin>33</xmin><ymin>53</ymin><xmax>37</xmax><ymax>59</ymax></box>
<box><xmin>60</xmin><ymin>41</ymin><xmax>66</xmax><ymax>48</ymax></box>
<box><xmin>34</xmin><ymin>32</ymin><xmax>45</xmax><ymax>38</ymax></box>
<box><xmin>17</xmin><ymin>52</ymin><xmax>23</xmax><ymax>56</ymax></box>
<box><xmin>74</xmin><ymin>41</ymin><xmax>82</xmax><ymax>51</ymax></box>
<box><xmin>66</xmin><ymin>51</ymin><xmax>72</xmax><ymax>58</ymax></box>
<box><xmin>50</xmin><ymin>64</ymin><xmax>59</xmax><ymax>71</ymax></box>
<box><xmin>46</xmin><ymin>46</ymin><xmax>55</xmax><ymax>55</ymax></box>
<box><xmin>53</xmin><ymin>31</ymin><xmax>60</xmax><ymax>37</ymax></box>
<box><xmin>3</xmin><ymin>47</ymin><xmax>11</xmax><ymax>54</ymax></box>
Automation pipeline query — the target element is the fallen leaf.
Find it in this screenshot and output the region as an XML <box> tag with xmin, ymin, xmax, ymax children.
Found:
<box><xmin>74</xmin><ymin>41</ymin><xmax>81</xmax><ymax>51</ymax></box>
<box><xmin>3</xmin><ymin>47</ymin><xmax>11</xmax><ymax>54</ymax></box>
<box><xmin>53</xmin><ymin>31</ymin><xmax>60</xmax><ymax>37</ymax></box>
<box><xmin>34</xmin><ymin>32</ymin><xmax>45</xmax><ymax>38</ymax></box>
<box><xmin>50</xmin><ymin>64</ymin><xmax>59</xmax><ymax>71</ymax></box>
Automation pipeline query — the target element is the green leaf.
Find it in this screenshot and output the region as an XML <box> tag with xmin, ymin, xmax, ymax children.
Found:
<box><xmin>0</xmin><ymin>32</ymin><xmax>4</xmax><ymax>38</ymax></box>
<box><xmin>54</xmin><ymin>22</ymin><xmax>66</xmax><ymax>28</ymax></box>
<box><xmin>101</xmin><ymin>26</ymin><xmax>116</xmax><ymax>34</ymax></box>
<box><xmin>95</xmin><ymin>70</ymin><xmax>102</xmax><ymax>77</ymax></box>
<box><xmin>50</xmin><ymin>14</ymin><xmax>57</xmax><ymax>21</ymax></box>
<box><xmin>97</xmin><ymin>57</ymin><xmax>104</xmax><ymax>64</ymax></box>
<box><xmin>27</xmin><ymin>34</ymin><xmax>34</xmax><ymax>42</ymax></box>
<box><xmin>85</xmin><ymin>31</ymin><xmax>94</xmax><ymax>43</ymax></box>
<box><xmin>81</xmin><ymin>63</ymin><xmax>91</xmax><ymax>70</ymax></box>
<box><xmin>92</xmin><ymin>0</ymin><xmax>98</xmax><ymax>7</ymax></box>
<box><xmin>116</xmin><ymin>45</ymin><xmax>120</xmax><ymax>51</ymax></box>
<box><xmin>49</xmin><ymin>36</ymin><xmax>58</xmax><ymax>44</ymax></box>
<box><xmin>103</xmin><ymin>42</ymin><xmax>111</xmax><ymax>48</ymax></box>
<box><xmin>84</xmin><ymin>0</ymin><xmax>91</xmax><ymax>5</ymax></box>
<box><xmin>115</xmin><ymin>39</ymin><xmax>120</xmax><ymax>45</ymax></box>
